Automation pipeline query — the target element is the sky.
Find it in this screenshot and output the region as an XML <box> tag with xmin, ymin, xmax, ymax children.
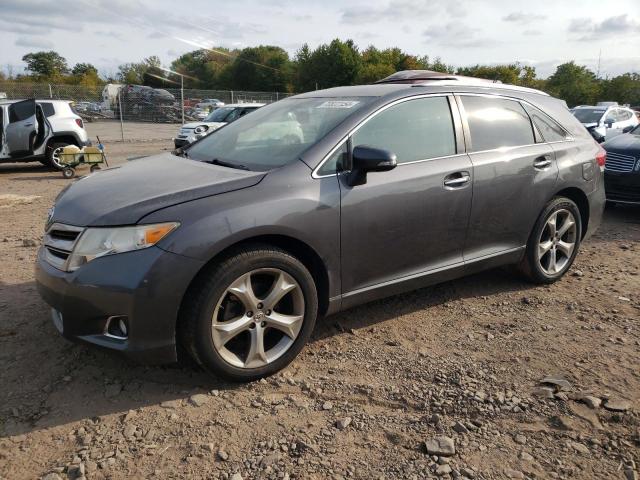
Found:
<box><xmin>0</xmin><ymin>0</ymin><xmax>638</xmax><ymax>80</ymax></box>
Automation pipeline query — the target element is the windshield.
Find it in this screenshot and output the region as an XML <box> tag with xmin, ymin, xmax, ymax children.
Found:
<box><xmin>186</xmin><ymin>97</ymin><xmax>373</xmax><ymax>171</ymax></box>
<box><xmin>205</xmin><ymin>107</ymin><xmax>239</xmax><ymax>123</ymax></box>
<box><xmin>572</xmin><ymin>108</ymin><xmax>606</xmax><ymax>124</ymax></box>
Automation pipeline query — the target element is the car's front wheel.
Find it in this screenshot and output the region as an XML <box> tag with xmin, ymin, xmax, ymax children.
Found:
<box><xmin>519</xmin><ymin>197</ymin><xmax>582</xmax><ymax>284</ymax></box>
<box><xmin>180</xmin><ymin>245</ymin><xmax>318</xmax><ymax>381</ymax></box>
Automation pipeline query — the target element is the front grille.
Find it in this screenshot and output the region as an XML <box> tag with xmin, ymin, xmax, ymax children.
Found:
<box><xmin>43</xmin><ymin>223</ymin><xmax>84</xmax><ymax>270</ymax></box>
<box><xmin>605</xmin><ymin>151</ymin><xmax>638</xmax><ymax>173</ymax></box>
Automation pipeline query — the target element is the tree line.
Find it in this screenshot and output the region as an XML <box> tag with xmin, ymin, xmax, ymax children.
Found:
<box><xmin>2</xmin><ymin>39</ymin><xmax>639</xmax><ymax>107</ymax></box>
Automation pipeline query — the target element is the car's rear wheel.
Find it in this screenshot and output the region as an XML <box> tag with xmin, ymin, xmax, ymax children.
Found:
<box><xmin>44</xmin><ymin>142</ymin><xmax>71</xmax><ymax>170</ymax></box>
<box><xmin>180</xmin><ymin>245</ymin><xmax>318</xmax><ymax>381</ymax></box>
<box><xmin>519</xmin><ymin>197</ymin><xmax>582</xmax><ymax>284</ymax></box>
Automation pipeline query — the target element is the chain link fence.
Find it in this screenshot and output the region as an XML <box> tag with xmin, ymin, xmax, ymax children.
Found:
<box><xmin>0</xmin><ymin>82</ymin><xmax>293</xmax><ymax>142</ymax></box>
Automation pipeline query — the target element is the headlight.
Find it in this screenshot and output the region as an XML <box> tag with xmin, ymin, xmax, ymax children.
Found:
<box><xmin>194</xmin><ymin>125</ymin><xmax>209</xmax><ymax>135</ymax></box>
<box><xmin>67</xmin><ymin>222</ymin><xmax>179</xmax><ymax>270</ymax></box>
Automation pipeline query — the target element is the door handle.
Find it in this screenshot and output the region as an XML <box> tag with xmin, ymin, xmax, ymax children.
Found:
<box><xmin>443</xmin><ymin>171</ymin><xmax>471</xmax><ymax>188</ymax></box>
<box><xmin>24</xmin><ymin>123</ymin><xmax>34</xmax><ymax>127</ymax></box>
<box><xmin>533</xmin><ymin>155</ymin><xmax>552</xmax><ymax>169</ymax></box>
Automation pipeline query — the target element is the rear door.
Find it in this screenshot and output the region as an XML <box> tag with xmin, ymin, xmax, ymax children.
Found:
<box><xmin>6</xmin><ymin>99</ymin><xmax>37</xmax><ymax>157</ymax></box>
<box><xmin>457</xmin><ymin>94</ymin><xmax>559</xmax><ymax>260</ymax></box>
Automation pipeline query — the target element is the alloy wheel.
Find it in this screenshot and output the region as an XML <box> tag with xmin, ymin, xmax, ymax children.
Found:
<box><xmin>211</xmin><ymin>268</ymin><xmax>305</xmax><ymax>369</ymax></box>
<box><xmin>51</xmin><ymin>147</ymin><xmax>65</xmax><ymax>169</ymax></box>
<box><xmin>537</xmin><ymin>208</ymin><xmax>577</xmax><ymax>275</ymax></box>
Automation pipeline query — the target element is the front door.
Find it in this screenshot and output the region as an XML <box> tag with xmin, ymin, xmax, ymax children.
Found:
<box><xmin>6</xmin><ymin>99</ymin><xmax>37</xmax><ymax>157</ymax></box>
<box><xmin>457</xmin><ymin>95</ymin><xmax>559</xmax><ymax>259</ymax></box>
<box><xmin>339</xmin><ymin>95</ymin><xmax>473</xmax><ymax>294</ymax></box>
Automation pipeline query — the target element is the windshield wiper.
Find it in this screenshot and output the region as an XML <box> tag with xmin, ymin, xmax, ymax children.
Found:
<box><xmin>205</xmin><ymin>158</ymin><xmax>250</xmax><ymax>171</ymax></box>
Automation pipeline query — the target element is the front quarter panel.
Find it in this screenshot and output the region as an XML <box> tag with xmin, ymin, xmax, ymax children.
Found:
<box><xmin>140</xmin><ymin>160</ymin><xmax>342</xmax><ymax>298</ymax></box>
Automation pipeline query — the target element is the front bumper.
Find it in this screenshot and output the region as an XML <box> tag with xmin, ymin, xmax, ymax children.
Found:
<box><xmin>605</xmin><ymin>171</ymin><xmax>640</xmax><ymax>204</ymax></box>
<box><xmin>174</xmin><ymin>138</ymin><xmax>189</xmax><ymax>149</ymax></box>
<box><xmin>35</xmin><ymin>245</ymin><xmax>204</xmax><ymax>364</ymax></box>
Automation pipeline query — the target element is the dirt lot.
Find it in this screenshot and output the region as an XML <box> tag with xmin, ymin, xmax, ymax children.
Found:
<box><xmin>82</xmin><ymin>121</ymin><xmax>180</xmax><ymax>143</ymax></box>
<box><xmin>0</xmin><ymin>137</ymin><xmax>639</xmax><ymax>480</ymax></box>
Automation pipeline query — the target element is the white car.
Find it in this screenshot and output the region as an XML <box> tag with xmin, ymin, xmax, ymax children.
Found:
<box><xmin>174</xmin><ymin>103</ymin><xmax>265</xmax><ymax>148</ymax></box>
<box><xmin>0</xmin><ymin>99</ymin><xmax>90</xmax><ymax>168</ymax></box>
<box><xmin>572</xmin><ymin>104</ymin><xmax>639</xmax><ymax>142</ymax></box>
<box><xmin>195</xmin><ymin>98</ymin><xmax>225</xmax><ymax>109</ymax></box>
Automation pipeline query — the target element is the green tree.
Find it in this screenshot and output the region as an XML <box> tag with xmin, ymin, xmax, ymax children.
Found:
<box><xmin>425</xmin><ymin>56</ymin><xmax>455</xmax><ymax>74</ymax></box>
<box><xmin>226</xmin><ymin>46</ymin><xmax>291</xmax><ymax>92</ymax></box>
<box><xmin>601</xmin><ymin>73</ymin><xmax>640</xmax><ymax>106</ymax></box>
<box><xmin>22</xmin><ymin>51</ymin><xmax>69</xmax><ymax>79</ymax></box>
<box><xmin>294</xmin><ymin>39</ymin><xmax>361</xmax><ymax>91</ymax></box>
<box><xmin>116</xmin><ymin>56</ymin><xmax>170</xmax><ymax>87</ymax></box>
<box><xmin>456</xmin><ymin>64</ymin><xmax>521</xmax><ymax>84</ymax></box>
<box><xmin>71</xmin><ymin>63</ymin><xmax>97</xmax><ymax>76</ymax></box>
<box><xmin>545</xmin><ymin>62</ymin><xmax>601</xmax><ymax>107</ymax></box>
<box><xmin>171</xmin><ymin>47</ymin><xmax>238</xmax><ymax>89</ymax></box>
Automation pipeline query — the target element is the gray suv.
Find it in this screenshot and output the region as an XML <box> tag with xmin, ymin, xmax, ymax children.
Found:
<box><xmin>35</xmin><ymin>71</ymin><xmax>605</xmax><ymax>381</ymax></box>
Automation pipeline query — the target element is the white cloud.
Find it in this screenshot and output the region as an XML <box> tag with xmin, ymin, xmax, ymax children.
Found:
<box><xmin>14</xmin><ymin>36</ymin><xmax>54</xmax><ymax>49</ymax></box>
<box><xmin>569</xmin><ymin>14</ymin><xmax>640</xmax><ymax>40</ymax></box>
<box><xmin>503</xmin><ymin>12</ymin><xmax>546</xmax><ymax>24</ymax></box>
<box><xmin>423</xmin><ymin>23</ymin><xmax>495</xmax><ymax>48</ymax></box>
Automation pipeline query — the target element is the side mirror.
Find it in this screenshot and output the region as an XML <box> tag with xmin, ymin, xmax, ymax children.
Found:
<box><xmin>622</xmin><ymin>125</ymin><xmax>634</xmax><ymax>134</ymax></box>
<box><xmin>347</xmin><ymin>145</ymin><xmax>397</xmax><ymax>186</ymax></box>
<box><xmin>604</xmin><ymin>119</ymin><xmax>614</xmax><ymax>128</ymax></box>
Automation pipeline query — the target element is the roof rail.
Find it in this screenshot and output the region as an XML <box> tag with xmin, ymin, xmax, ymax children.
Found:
<box><xmin>375</xmin><ymin>70</ymin><xmax>549</xmax><ymax>97</ymax></box>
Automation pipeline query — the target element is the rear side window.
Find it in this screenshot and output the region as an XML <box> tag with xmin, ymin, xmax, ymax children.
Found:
<box><xmin>522</xmin><ymin>104</ymin><xmax>568</xmax><ymax>143</ymax></box>
<box><xmin>352</xmin><ymin>96</ymin><xmax>456</xmax><ymax>164</ymax></box>
<box><xmin>461</xmin><ymin>96</ymin><xmax>535</xmax><ymax>152</ymax></box>
<box><xmin>40</xmin><ymin>102</ymin><xmax>55</xmax><ymax>117</ymax></box>
<box><xmin>9</xmin><ymin>100</ymin><xmax>35</xmax><ymax>123</ymax></box>
<box><xmin>618</xmin><ymin>110</ymin><xmax>633</xmax><ymax>121</ymax></box>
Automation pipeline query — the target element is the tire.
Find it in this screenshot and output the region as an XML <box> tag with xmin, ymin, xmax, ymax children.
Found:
<box><xmin>62</xmin><ymin>167</ymin><xmax>75</xmax><ymax>179</ymax></box>
<box><xmin>179</xmin><ymin>244</ymin><xmax>318</xmax><ymax>381</ymax></box>
<box><xmin>519</xmin><ymin>197</ymin><xmax>582</xmax><ymax>284</ymax></box>
<box><xmin>90</xmin><ymin>164</ymin><xmax>101</xmax><ymax>172</ymax></box>
<box><xmin>46</xmin><ymin>142</ymin><xmax>71</xmax><ymax>170</ymax></box>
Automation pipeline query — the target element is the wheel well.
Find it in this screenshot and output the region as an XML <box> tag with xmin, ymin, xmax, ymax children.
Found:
<box><xmin>47</xmin><ymin>135</ymin><xmax>79</xmax><ymax>149</ymax></box>
<box><xmin>555</xmin><ymin>187</ymin><xmax>589</xmax><ymax>239</ymax></box>
<box><xmin>180</xmin><ymin>235</ymin><xmax>331</xmax><ymax>319</ymax></box>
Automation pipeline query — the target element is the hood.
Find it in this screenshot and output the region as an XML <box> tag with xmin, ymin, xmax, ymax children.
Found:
<box><xmin>604</xmin><ymin>133</ymin><xmax>640</xmax><ymax>157</ymax></box>
<box><xmin>182</xmin><ymin>122</ymin><xmax>226</xmax><ymax>130</ymax></box>
<box><xmin>52</xmin><ymin>153</ymin><xmax>265</xmax><ymax>226</ymax></box>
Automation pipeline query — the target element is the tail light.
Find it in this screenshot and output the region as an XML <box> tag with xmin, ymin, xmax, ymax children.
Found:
<box><xmin>75</xmin><ymin>118</ymin><xmax>84</xmax><ymax>129</ymax></box>
<box><xmin>595</xmin><ymin>145</ymin><xmax>606</xmax><ymax>170</ymax></box>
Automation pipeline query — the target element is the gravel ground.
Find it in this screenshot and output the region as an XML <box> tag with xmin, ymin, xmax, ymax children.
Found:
<box><xmin>0</xmin><ymin>140</ymin><xmax>639</xmax><ymax>480</ymax></box>
<box><xmin>83</xmin><ymin>120</ymin><xmax>181</xmax><ymax>143</ymax></box>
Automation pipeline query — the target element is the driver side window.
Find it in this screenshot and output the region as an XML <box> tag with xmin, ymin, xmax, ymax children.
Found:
<box><xmin>351</xmin><ymin>96</ymin><xmax>456</xmax><ymax>163</ymax></box>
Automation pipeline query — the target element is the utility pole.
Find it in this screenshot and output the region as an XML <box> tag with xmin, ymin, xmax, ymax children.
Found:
<box><xmin>596</xmin><ymin>49</ymin><xmax>602</xmax><ymax>79</ymax></box>
<box><xmin>180</xmin><ymin>73</ymin><xmax>184</xmax><ymax>125</ymax></box>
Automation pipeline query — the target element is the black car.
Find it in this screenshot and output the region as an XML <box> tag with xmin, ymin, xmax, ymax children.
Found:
<box><xmin>603</xmin><ymin>124</ymin><xmax>640</xmax><ymax>204</ymax></box>
<box><xmin>36</xmin><ymin>70</ymin><xmax>605</xmax><ymax>381</ymax></box>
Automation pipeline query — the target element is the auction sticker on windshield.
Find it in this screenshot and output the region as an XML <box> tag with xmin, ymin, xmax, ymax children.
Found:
<box><xmin>316</xmin><ymin>100</ymin><xmax>360</xmax><ymax>109</ymax></box>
